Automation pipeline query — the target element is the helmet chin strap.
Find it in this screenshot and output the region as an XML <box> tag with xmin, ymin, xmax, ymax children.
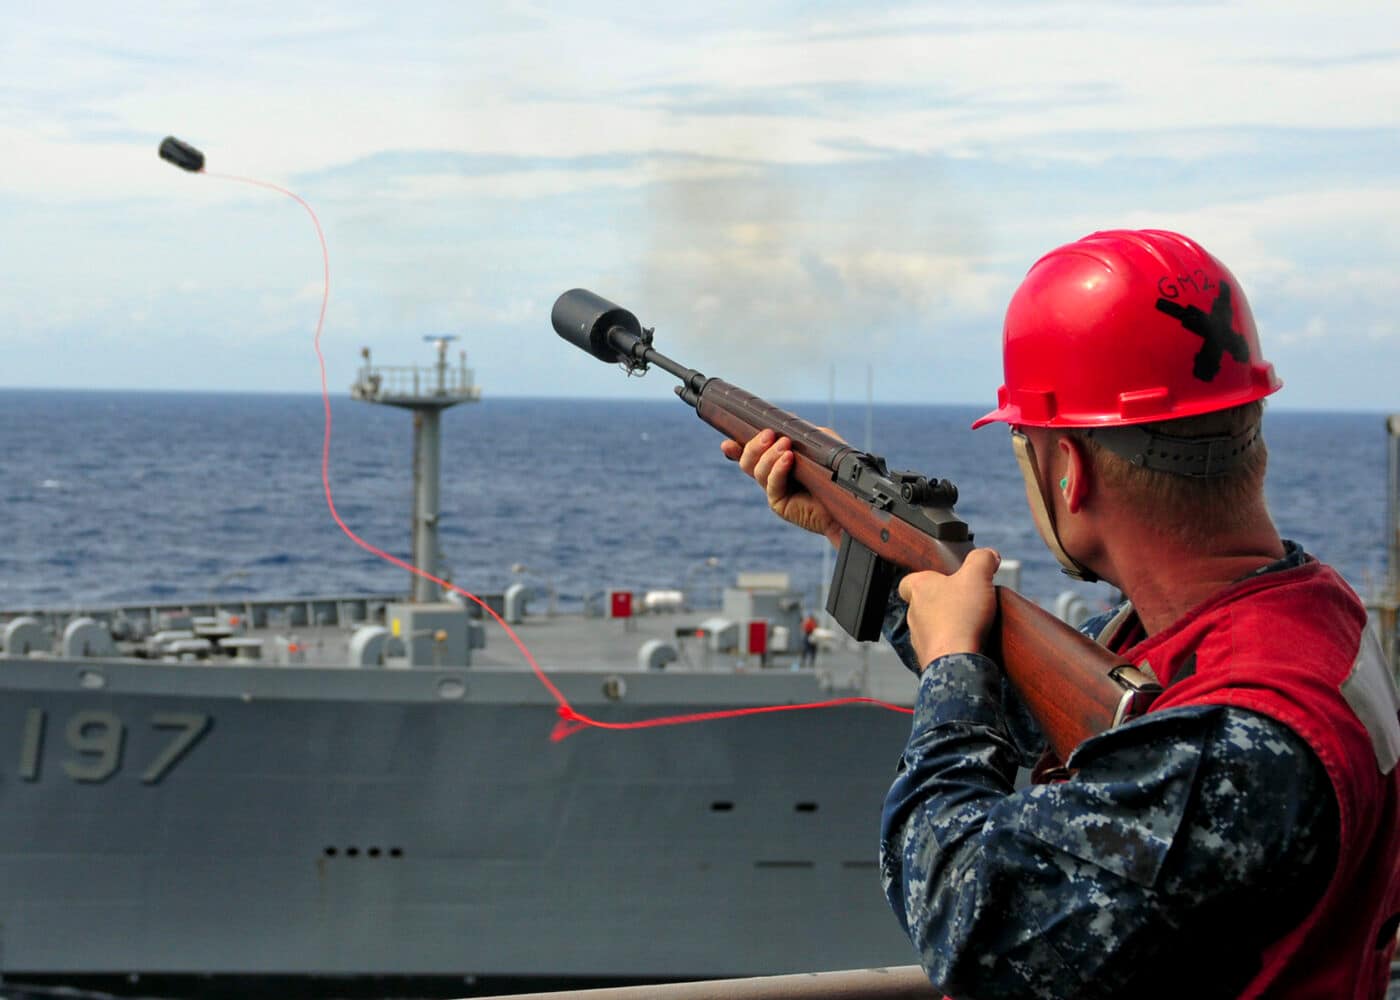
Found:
<box><xmin>1010</xmin><ymin>429</ymin><xmax>1100</xmax><ymax>584</ymax></box>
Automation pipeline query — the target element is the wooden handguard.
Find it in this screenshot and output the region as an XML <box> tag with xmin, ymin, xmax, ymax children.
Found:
<box><xmin>697</xmin><ymin>379</ymin><xmax>1151</xmax><ymax>762</ymax></box>
<box><xmin>697</xmin><ymin>380</ymin><xmax>855</xmax><ymax>470</ymax></box>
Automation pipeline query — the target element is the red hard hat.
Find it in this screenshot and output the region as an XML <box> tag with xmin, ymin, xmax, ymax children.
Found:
<box><xmin>973</xmin><ymin>229</ymin><xmax>1282</xmax><ymax>429</ymax></box>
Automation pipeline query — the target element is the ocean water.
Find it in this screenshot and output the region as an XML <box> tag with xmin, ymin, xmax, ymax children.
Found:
<box><xmin>0</xmin><ymin>390</ymin><xmax>1393</xmax><ymax>617</ymax></box>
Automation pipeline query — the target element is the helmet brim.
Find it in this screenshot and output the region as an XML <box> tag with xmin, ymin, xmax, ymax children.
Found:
<box><xmin>970</xmin><ymin>407</ymin><xmax>1012</xmax><ymax>430</ymax></box>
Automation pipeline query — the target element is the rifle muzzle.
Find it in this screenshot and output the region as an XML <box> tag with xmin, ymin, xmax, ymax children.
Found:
<box><xmin>551</xmin><ymin>289</ymin><xmax>643</xmax><ymax>364</ymax></box>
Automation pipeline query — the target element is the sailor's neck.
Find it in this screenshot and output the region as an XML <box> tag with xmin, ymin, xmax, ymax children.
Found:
<box><xmin>1112</xmin><ymin>532</ymin><xmax>1287</xmax><ymax>637</ymax></box>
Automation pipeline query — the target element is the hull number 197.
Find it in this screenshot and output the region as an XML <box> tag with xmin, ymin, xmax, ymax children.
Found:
<box><xmin>17</xmin><ymin>709</ymin><xmax>211</xmax><ymax>784</ymax></box>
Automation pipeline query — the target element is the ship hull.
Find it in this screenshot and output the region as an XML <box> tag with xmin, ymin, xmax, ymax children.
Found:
<box><xmin>0</xmin><ymin>656</ymin><xmax>915</xmax><ymax>983</ymax></box>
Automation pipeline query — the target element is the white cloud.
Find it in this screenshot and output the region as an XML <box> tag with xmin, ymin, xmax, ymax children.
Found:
<box><xmin>1367</xmin><ymin>319</ymin><xmax>1397</xmax><ymax>342</ymax></box>
<box><xmin>388</xmin><ymin>159</ymin><xmax>758</xmax><ymax>201</ymax></box>
<box><xmin>1050</xmin><ymin>186</ymin><xmax>1400</xmax><ymax>282</ymax></box>
<box><xmin>2</xmin><ymin>2</ymin><xmax>1399</xmax><ymax>406</ymax></box>
<box><xmin>1279</xmin><ymin>315</ymin><xmax>1329</xmax><ymax>346</ymax></box>
<box><xmin>5</xmin><ymin>3</ymin><xmax>1400</xmax><ymax>198</ymax></box>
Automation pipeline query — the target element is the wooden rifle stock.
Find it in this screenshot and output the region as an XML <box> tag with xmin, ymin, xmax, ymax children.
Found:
<box><xmin>696</xmin><ymin>380</ymin><xmax>1155</xmax><ymax>763</ymax></box>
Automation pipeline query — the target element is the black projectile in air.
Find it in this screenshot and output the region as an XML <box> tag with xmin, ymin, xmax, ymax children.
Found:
<box><xmin>159</xmin><ymin>136</ymin><xmax>205</xmax><ymax>172</ymax></box>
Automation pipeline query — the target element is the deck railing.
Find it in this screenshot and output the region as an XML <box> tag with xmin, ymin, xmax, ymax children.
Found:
<box><xmin>352</xmin><ymin>361</ymin><xmax>481</xmax><ymax>401</ymax></box>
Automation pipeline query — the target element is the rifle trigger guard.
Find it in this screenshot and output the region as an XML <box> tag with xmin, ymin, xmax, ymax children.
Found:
<box><xmin>1108</xmin><ymin>664</ymin><xmax>1164</xmax><ymax>729</ymax></box>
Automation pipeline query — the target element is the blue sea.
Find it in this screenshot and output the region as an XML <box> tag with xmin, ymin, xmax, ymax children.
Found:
<box><xmin>0</xmin><ymin>390</ymin><xmax>1393</xmax><ymax>617</ymax></box>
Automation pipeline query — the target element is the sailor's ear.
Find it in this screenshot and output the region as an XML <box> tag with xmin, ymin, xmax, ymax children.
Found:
<box><xmin>1056</xmin><ymin>434</ymin><xmax>1090</xmax><ymax>514</ymax></box>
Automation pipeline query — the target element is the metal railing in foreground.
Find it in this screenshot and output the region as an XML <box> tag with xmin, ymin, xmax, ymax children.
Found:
<box><xmin>471</xmin><ymin>966</ymin><xmax>936</xmax><ymax>1000</ymax></box>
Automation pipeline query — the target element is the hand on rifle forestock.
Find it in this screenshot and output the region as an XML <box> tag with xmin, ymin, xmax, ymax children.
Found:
<box><xmin>721</xmin><ymin>428</ymin><xmax>845</xmax><ymax>549</ymax></box>
<box><xmin>897</xmin><ymin>549</ymin><xmax>1002</xmax><ymax>671</ymax></box>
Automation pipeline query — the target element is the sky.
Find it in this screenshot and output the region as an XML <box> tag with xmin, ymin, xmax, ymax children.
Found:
<box><xmin>2</xmin><ymin>1</ymin><xmax>1398</xmax><ymax>409</ymax></box>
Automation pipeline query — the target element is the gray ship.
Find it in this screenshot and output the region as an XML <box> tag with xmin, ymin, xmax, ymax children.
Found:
<box><xmin>0</xmin><ymin>343</ymin><xmax>924</xmax><ymax>998</ymax></box>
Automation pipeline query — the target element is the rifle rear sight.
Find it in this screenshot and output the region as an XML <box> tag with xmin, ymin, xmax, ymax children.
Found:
<box><xmin>897</xmin><ymin>474</ymin><xmax>958</xmax><ymax>507</ymax></box>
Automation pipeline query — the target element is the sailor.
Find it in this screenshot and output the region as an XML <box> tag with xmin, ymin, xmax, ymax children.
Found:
<box><xmin>722</xmin><ymin>230</ymin><xmax>1400</xmax><ymax>998</ymax></box>
<box><xmin>800</xmin><ymin>612</ymin><xmax>818</xmax><ymax>667</ymax></box>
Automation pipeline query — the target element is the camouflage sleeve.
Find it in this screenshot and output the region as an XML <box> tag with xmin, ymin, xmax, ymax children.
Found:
<box><xmin>883</xmin><ymin>591</ymin><xmax>1046</xmax><ymax>763</ymax></box>
<box><xmin>881</xmin><ymin>578</ymin><xmax>921</xmax><ymax>676</ymax></box>
<box><xmin>879</xmin><ymin>652</ymin><xmax>1337</xmax><ymax>1000</ymax></box>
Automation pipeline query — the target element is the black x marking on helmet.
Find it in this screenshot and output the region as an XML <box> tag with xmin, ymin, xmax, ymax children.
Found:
<box><xmin>1154</xmin><ymin>282</ymin><xmax>1250</xmax><ymax>382</ymax></box>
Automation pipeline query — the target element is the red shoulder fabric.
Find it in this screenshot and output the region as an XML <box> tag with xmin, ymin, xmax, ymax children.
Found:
<box><xmin>1120</xmin><ymin>562</ymin><xmax>1400</xmax><ymax>998</ymax></box>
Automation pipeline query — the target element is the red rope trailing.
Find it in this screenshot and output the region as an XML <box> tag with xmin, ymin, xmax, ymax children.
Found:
<box><xmin>201</xmin><ymin>168</ymin><xmax>914</xmax><ymax>739</ymax></box>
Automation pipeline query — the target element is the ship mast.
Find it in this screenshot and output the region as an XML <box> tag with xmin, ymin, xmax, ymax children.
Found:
<box><xmin>351</xmin><ymin>337</ymin><xmax>482</xmax><ymax>602</ymax></box>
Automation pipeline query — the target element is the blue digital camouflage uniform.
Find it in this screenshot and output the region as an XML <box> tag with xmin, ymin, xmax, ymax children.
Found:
<box><xmin>878</xmin><ymin>543</ymin><xmax>1338</xmax><ymax>999</ymax></box>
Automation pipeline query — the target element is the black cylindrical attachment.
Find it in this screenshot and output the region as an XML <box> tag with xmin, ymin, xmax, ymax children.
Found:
<box><xmin>159</xmin><ymin>136</ymin><xmax>205</xmax><ymax>172</ymax></box>
<box><xmin>551</xmin><ymin>289</ymin><xmax>642</xmax><ymax>364</ymax></box>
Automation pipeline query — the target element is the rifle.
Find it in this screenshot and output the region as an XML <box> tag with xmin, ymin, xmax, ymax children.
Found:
<box><xmin>551</xmin><ymin>289</ymin><xmax>1161</xmax><ymax>761</ymax></box>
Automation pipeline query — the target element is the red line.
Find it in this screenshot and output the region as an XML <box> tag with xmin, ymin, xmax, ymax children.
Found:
<box><xmin>201</xmin><ymin>169</ymin><xmax>914</xmax><ymax>738</ymax></box>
